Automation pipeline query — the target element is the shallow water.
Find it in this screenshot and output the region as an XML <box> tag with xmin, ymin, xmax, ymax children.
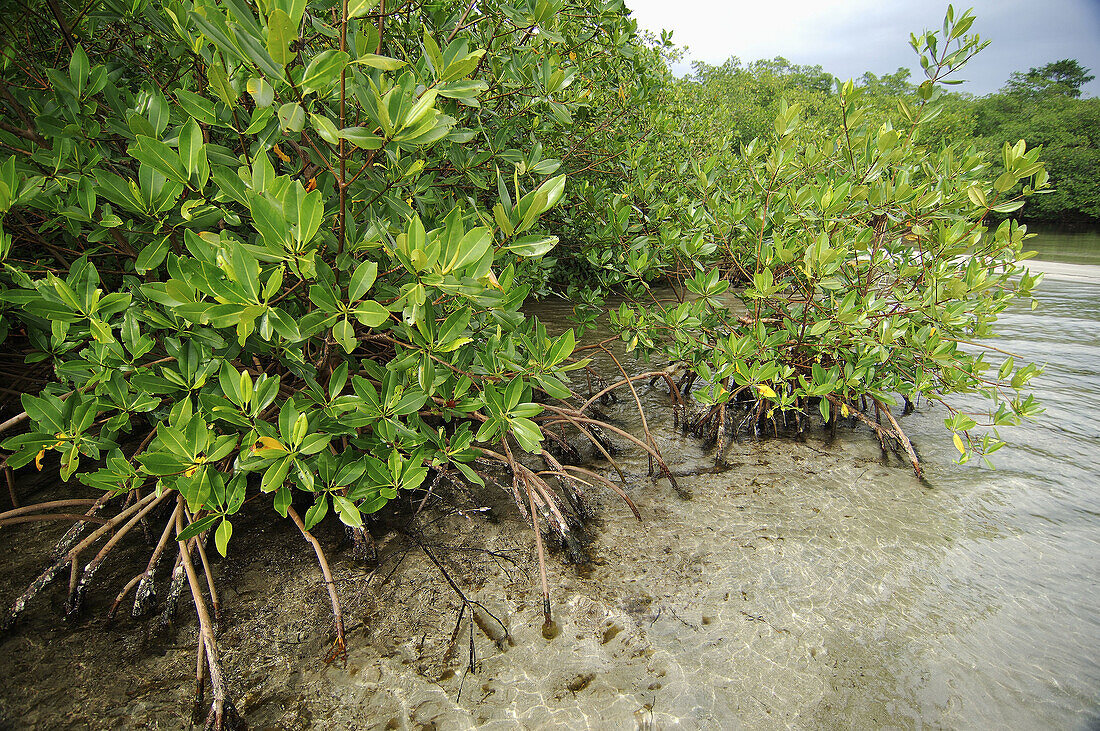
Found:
<box><xmin>1</xmin><ymin>231</ymin><xmax>1099</xmax><ymax>729</ymax></box>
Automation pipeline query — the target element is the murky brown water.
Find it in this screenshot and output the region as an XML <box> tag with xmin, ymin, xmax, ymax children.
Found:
<box><xmin>1</xmin><ymin>231</ymin><xmax>1098</xmax><ymax>729</ymax></box>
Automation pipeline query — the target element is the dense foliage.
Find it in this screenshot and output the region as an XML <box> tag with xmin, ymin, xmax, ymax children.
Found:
<box><xmin>0</xmin><ymin>0</ymin><xmax>660</xmax><ymax>549</ymax></box>
<box><xmin>0</xmin><ymin>1</ymin><xmax>1051</xmax><ymax>725</ymax></box>
<box><xmin>572</xmin><ymin>7</ymin><xmax>1046</xmax><ymax>475</ymax></box>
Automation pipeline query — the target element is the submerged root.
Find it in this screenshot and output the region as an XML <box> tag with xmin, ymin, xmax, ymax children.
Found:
<box><xmin>345</xmin><ymin>525</ymin><xmax>378</xmax><ymax>564</ymax></box>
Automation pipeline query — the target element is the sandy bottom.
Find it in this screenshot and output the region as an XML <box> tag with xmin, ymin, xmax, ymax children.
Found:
<box><xmin>1</xmin><ymin>396</ymin><xmax>1095</xmax><ymax>729</ymax></box>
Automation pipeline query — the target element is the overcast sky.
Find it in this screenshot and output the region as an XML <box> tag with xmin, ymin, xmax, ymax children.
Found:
<box><xmin>626</xmin><ymin>0</ymin><xmax>1100</xmax><ymax>97</ymax></box>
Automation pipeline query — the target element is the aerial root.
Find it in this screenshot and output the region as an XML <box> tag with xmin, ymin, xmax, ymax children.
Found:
<box><xmin>540</xmin><ymin>426</ymin><xmax>583</xmax><ymax>465</ymax></box>
<box><xmin>539</xmin><ymin>404</ymin><xmax>683</xmax><ymax>497</ymax></box>
<box><xmin>596</xmin><ymin>346</ymin><xmax>662</xmax><ymax>480</ymax></box>
<box><xmin>825</xmin><ymin>395</ymin><xmax>924</xmax><ymax>479</ymax></box>
<box><xmin>51</xmin><ymin>491</ymin><xmax>113</xmax><ymax>559</ymax></box>
<box><xmin>540</xmin><ymin>449</ymin><xmax>594</xmax><ymax>521</ymax></box>
<box><xmin>875</xmin><ymin>398</ymin><xmax>923</xmax><ymax>479</ymax></box>
<box><xmin>160</xmin><ymin>548</ymin><xmax>188</xmax><ymax>628</ymax></box>
<box><xmin>5</xmin><ymin>464</ymin><xmax>17</xmax><ymax>508</ymax></box>
<box><xmin>713</xmin><ymin>402</ymin><xmax>728</xmax><ymax>466</ymax></box>
<box><xmin>1</xmin><ymin>489</ymin><xmax>161</xmax><ymax>632</ymax></box>
<box><xmin>182</xmin><ymin>507</ymin><xmax>221</xmax><ymax>624</ymax></box>
<box><xmin>286</xmin><ymin>506</ymin><xmax>347</xmax><ymax>665</ymax></box>
<box><xmin>107</xmin><ymin>504</ymin><xmax>180</xmax><ymax>623</ymax></box>
<box><xmin>66</xmin><ymin>490</ymin><xmax>169</xmax><ymax>619</ymax></box>
<box><xmin>133</xmin><ymin>503</ymin><xmax>182</xmax><ymax>619</ymax></box>
<box><xmin>525</xmin><ymin>477</ymin><xmax>552</xmax><ymax>630</ymax></box>
<box><xmin>561</xmin><ymin>464</ymin><xmax>641</xmax><ymax>521</ymax></box>
<box><xmin>175</xmin><ymin>500</ymin><xmax>245</xmax><ymax>731</ymax></box>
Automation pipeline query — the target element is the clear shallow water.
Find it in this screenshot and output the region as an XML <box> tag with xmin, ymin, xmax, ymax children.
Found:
<box><xmin>2</xmin><ymin>232</ymin><xmax>1098</xmax><ymax>729</ymax></box>
<box><xmin>489</xmin><ymin>229</ymin><xmax>1100</xmax><ymax>728</ymax></box>
<box><xmin>860</xmin><ymin>229</ymin><xmax>1100</xmax><ymax>728</ymax></box>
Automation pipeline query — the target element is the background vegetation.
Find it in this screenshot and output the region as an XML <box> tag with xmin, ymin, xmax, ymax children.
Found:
<box><xmin>669</xmin><ymin>54</ymin><xmax>1097</xmax><ymax>227</ymax></box>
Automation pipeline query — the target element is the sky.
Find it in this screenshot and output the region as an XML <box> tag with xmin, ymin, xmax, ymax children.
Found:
<box><xmin>625</xmin><ymin>0</ymin><xmax>1100</xmax><ymax>97</ymax></box>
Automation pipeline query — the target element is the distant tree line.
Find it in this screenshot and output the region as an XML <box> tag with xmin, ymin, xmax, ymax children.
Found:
<box><xmin>680</xmin><ymin>57</ymin><xmax>1099</xmax><ymax>227</ymax></box>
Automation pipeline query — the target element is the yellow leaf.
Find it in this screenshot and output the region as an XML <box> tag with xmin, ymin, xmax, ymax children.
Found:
<box><xmin>35</xmin><ymin>449</ymin><xmax>46</xmax><ymax>471</ymax></box>
<box><xmin>305</xmin><ymin>176</ymin><xmax>317</xmax><ymax>192</ymax></box>
<box><xmin>952</xmin><ymin>432</ymin><xmax>965</xmax><ymax>455</ymax></box>
<box><xmin>481</xmin><ymin>268</ymin><xmax>503</xmax><ymax>291</ymax></box>
<box><xmin>841</xmin><ymin>402</ymin><xmax>849</xmax><ymax>418</ymax></box>
<box><xmin>273</xmin><ymin>144</ymin><xmax>291</xmax><ymax>163</ymax></box>
<box><xmin>756</xmin><ymin>383</ymin><xmax>776</xmax><ymax>399</ymax></box>
<box><xmin>252</xmin><ymin>436</ymin><xmax>287</xmax><ymax>453</ymax></box>
<box><xmin>184</xmin><ymin>465</ymin><xmax>198</xmax><ymax>478</ymax></box>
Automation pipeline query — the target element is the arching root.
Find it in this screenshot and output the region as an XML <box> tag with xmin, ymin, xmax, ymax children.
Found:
<box><xmin>286</xmin><ymin>506</ymin><xmax>347</xmax><ymax>665</ymax></box>
<box><xmin>825</xmin><ymin>395</ymin><xmax>924</xmax><ymax>478</ymax></box>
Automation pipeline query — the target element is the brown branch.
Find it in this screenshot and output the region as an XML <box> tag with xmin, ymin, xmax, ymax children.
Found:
<box><xmin>45</xmin><ymin>0</ymin><xmax>76</xmax><ymax>51</ymax></box>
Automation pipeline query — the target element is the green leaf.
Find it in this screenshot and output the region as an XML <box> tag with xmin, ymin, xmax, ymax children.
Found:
<box><xmin>301</xmin><ymin>50</ymin><xmax>349</xmax><ymax>95</ymax></box>
<box><xmin>261</xmin><ymin>455</ymin><xmax>291</xmax><ymax>492</ymax></box>
<box><xmin>401</xmin><ymin>89</ymin><xmax>437</xmax><ymax>130</ymax></box>
<box><xmin>190</xmin><ymin>7</ymin><xmax>248</xmax><ymax>65</ymax></box>
<box><xmin>130</xmin><ymin>137</ymin><xmax>189</xmax><ymax>187</ymax></box>
<box><xmin>349</xmin><ymin>260</ymin><xmax>378</xmax><ymax>300</ymax></box>
<box><xmin>348</xmin><ymin>0</ymin><xmax>380</xmax><ymax>19</ymax></box>
<box><xmin>354</xmin><ymin>54</ymin><xmax>406</xmax><ymax>71</ymax></box>
<box><xmin>991</xmin><ymin>200</ymin><xmax>1025</xmax><ymax>214</ymax></box>
<box><xmin>135</xmin><ymin>236</ymin><xmax>170</xmax><ymax>274</ymax></box>
<box><xmin>69</xmin><ymin>45</ymin><xmax>89</xmax><ymax>96</ymax></box>
<box><xmin>273</xmin><ymin>485</ymin><xmax>292</xmax><ymax>517</ymax></box>
<box><xmin>299</xmin><ymin>432</ymin><xmax>332</xmax><ymax>455</ymax></box>
<box><xmin>277</xmin><ymin>102</ymin><xmax>306</xmax><ymax>132</ymax></box>
<box><xmin>266</xmin><ymin>8</ymin><xmax>296</xmax><ymax>67</ymax></box>
<box><xmin>503</xmin><ymin>234</ymin><xmax>557</xmax><ymax>257</ymax></box>
<box><xmin>423</xmin><ymin>30</ymin><xmax>443</xmax><ymax>76</ymax></box>
<box><xmin>338</xmin><ymin>128</ymin><xmax>384</xmax><ymax>149</ymax></box>
<box><xmin>304</xmin><ymin>495</ymin><xmax>329</xmax><ymax>529</ymax></box>
<box><xmin>176</xmin><ymin>90</ymin><xmax>218</xmax><ymax>124</ymax></box>
<box><xmin>179</xmin><ymin>118</ymin><xmax>206</xmax><ymax>178</ymax></box>
<box><xmin>247</xmin><ymin>77</ymin><xmax>275</xmax><ymax>107</ymax></box>
<box><xmin>311</xmin><ymin>113</ymin><xmax>340</xmax><ymax>144</ymax></box>
<box><xmin>207</xmin><ymin>62</ymin><xmax>237</xmax><ymax>105</ymax></box>
<box><xmin>445</xmin><ymin>227</ymin><xmax>492</xmax><ymax>272</ymax></box>
<box><xmin>352</xmin><ymin>301</ymin><xmax>389</xmax><ymax>327</ymax></box>
<box><xmin>333</xmin><ymin>494</ymin><xmax>363</xmax><ymax>527</ymax></box>
<box><xmin>333</xmin><ymin>319</ymin><xmax>356</xmax><ymax>353</ymax></box>
<box><xmin>440</xmin><ymin>51</ymin><xmax>484</xmax><ymax>82</ymax></box>
<box><xmin>215</xmin><ymin>518</ymin><xmax>233</xmax><ymax>556</ymax></box>
<box><xmin>136</xmin><ymin>451</ymin><xmax>187</xmax><ymax>476</ymax></box>
<box><xmin>296</xmin><ymin>187</ymin><xmax>323</xmax><ymax>244</ymax></box>
<box><xmin>177</xmin><ymin>514</ymin><xmax>219</xmax><ymax>542</ymax></box>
